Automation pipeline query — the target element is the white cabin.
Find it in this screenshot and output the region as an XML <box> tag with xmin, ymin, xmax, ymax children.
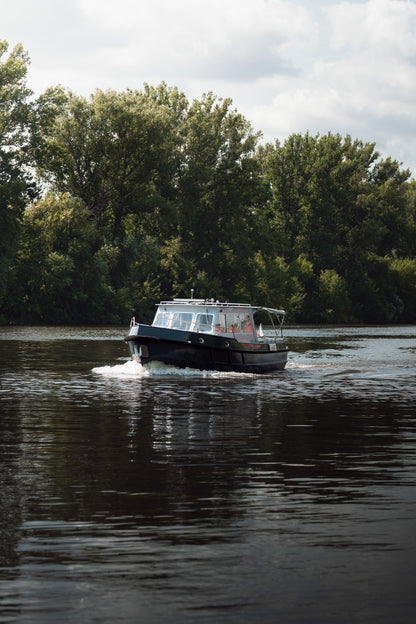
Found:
<box><xmin>150</xmin><ymin>299</ymin><xmax>285</xmax><ymax>343</ymax></box>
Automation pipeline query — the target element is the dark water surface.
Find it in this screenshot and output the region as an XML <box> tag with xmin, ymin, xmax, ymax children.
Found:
<box><xmin>1</xmin><ymin>326</ymin><xmax>415</xmax><ymax>623</ymax></box>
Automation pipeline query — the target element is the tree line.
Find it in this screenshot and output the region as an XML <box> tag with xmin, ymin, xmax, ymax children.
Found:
<box><xmin>1</xmin><ymin>41</ymin><xmax>416</xmax><ymax>325</ymax></box>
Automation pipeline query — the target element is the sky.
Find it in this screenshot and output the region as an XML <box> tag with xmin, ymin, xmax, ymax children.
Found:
<box><xmin>2</xmin><ymin>0</ymin><xmax>416</xmax><ymax>176</ymax></box>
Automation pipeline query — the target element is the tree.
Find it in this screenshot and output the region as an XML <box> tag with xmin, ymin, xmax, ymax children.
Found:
<box><xmin>8</xmin><ymin>194</ymin><xmax>100</xmax><ymax>323</ymax></box>
<box><xmin>7</xmin><ymin>192</ymin><xmax>141</xmax><ymax>324</ymax></box>
<box><xmin>32</xmin><ymin>85</ymin><xmax>185</xmax><ymax>243</ymax></box>
<box><xmin>257</xmin><ymin>133</ymin><xmax>316</xmax><ymax>259</ymax></box>
<box><xmin>402</xmin><ymin>180</ymin><xmax>416</xmax><ymax>257</ymax></box>
<box><xmin>259</xmin><ymin>132</ymin><xmax>413</xmax><ymax>321</ymax></box>
<box><xmin>3</xmin><ymin>64</ymin><xmax>413</xmax><ymax>325</ymax></box>
<box><xmin>175</xmin><ymin>93</ymin><xmax>267</xmax><ymax>300</ymax></box>
<box><xmin>389</xmin><ymin>257</ymin><xmax>416</xmax><ymax>322</ymax></box>
<box><xmin>316</xmin><ymin>269</ymin><xmax>352</xmax><ymax>323</ymax></box>
<box><xmin>251</xmin><ymin>252</ymin><xmax>314</xmax><ymax>321</ymax></box>
<box><xmin>260</xmin><ymin>133</ymin><xmax>411</xmax><ymax>268</ymax></box>
<box><xmin>0</xmin><ymin>41</ymin><xmax>37</xmax><ymax>315</ymax></box>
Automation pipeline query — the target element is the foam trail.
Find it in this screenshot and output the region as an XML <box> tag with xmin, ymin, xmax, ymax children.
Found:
<box><xmin>286</xmin><ymin>362</ymin><xmax>316</xmax><ymax>370</ymax></box>
<box><xmin>92</xmin><ymin>359</ymin><xmax>210</xmax><ymax>378</ymax></box>
<box><xmin>92</xmin><ymin>359</ymin><xmax>148</xmax><ymax>378</ymax></box>
<box><xmin>92</xmin><ymin>359</ymin><xmax>257</xmax><ymax>378</ymax></box>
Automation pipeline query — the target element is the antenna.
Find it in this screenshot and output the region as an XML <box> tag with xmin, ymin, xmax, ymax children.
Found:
<box><xmin>190</xmin><ymin>288</ymin><xmax>194</xmax><ymax>299</ymax></box>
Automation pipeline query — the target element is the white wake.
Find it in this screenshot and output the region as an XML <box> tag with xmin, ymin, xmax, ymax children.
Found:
<box><xmin>92</xmin><ymin>359</ymin><xmax>260</xmax><ymax>378</ymax></box>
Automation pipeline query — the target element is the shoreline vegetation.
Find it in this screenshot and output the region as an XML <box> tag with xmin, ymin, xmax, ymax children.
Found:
<box><xmin>1</xmin><ymin>41</ymin><xmax>416</xmax><ymax>326</ymax></box>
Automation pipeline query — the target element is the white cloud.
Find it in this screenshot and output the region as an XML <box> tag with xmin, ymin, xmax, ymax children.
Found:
<box><xmin>244</xmin><ymin>0</ymin><xmax>416</xmax><ymax>174</ymax></box>
<box><xmin>78</xmin><ymin>0</ymin><xmax>317</xmax><ymax>81</ymax></box>
<box><xmin>1</xmin><ymin>0</ymin><xmax>416</xmax><ymax>174</ymax></box>
<box><xmin>328</xmin><ymin>0</ymin><xmax>416</xmax><ymax>57</ymax></box>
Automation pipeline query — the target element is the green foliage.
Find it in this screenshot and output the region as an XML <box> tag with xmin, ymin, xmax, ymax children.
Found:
<box><xmin>260</xmin><ymin>133</ymin><xmax>411</xmax><ymax>268</ymax></box>
<box><xmin>316</xmin><ymin>269</ymin><xmax>352</xmax><ymax>323</ymax></box>
<box><xmin>175</xmin><ymin>93</ymin><xmax>265</xmax><ymax>299</ymax></box>
<box><xmin>386</xmin><ymin>257</ymin><xmax>416</xmax><ymax>323</ymax></box>
<box><xmin>0</xmin><ymin>41</ymin><xmax>37</xmax><ymax>314</ymax></box>
<box><xmin>252</xmin><ymin>252</ymin><xmax>314</xmax><ymax>322</ymax></box>
<box><xmin>1</xmin><ymin>41</ymin><xmax>415</xmax><ymax>325</ymax></box>
<box><xmin>31</xmin><ymin>85</ymin><xmax>185</xmax><ymax>241</ymax></box>
<box><xmin>7</xmin><ymin>194</ymin><xmax>96</xmax><ymax>323</ymax></box>
<box><xmin>259</xmin><ymin>132</ymin><xmax>413</xmax><ymax>322</ymax></box>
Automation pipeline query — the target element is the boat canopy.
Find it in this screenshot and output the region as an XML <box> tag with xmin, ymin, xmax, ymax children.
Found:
<box><xmin>151</xmin><ymin>299</ymin><xmax>285</xmax><ymax>341</ymax></box>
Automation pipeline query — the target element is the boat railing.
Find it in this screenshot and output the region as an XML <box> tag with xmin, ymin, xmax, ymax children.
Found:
<box><xmin>159</xmin><ymin>299</ymin><xmax>254</xmax><ymax>308</ymax></box>
<box><xmin>254</xmin><ymin>308</ymin><xmax>285</xmax><ymax>342</ymax></box>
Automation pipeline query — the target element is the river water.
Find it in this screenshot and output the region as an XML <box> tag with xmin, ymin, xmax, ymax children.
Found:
<box><xmin>0</xmin><ymin>325</ymin><xmax>415</xmax><ymax>623</ymax></box>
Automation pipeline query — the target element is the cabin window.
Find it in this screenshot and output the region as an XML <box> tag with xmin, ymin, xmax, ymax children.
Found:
<box><xmin>214</xmin><ymin>313</ymin><xmax>227</xmax><ymax>333</ymax></box>
<box><xmin>240</xmin><ymin>313</ymin><xmax>254</xmax><ymax>335</ymax></box>
<box><xmin>194</xmin><ymin>313</ymin><xmax>213</xmax><ymax>332</ymax></box>
<box><xmin>153</xmin><ymin>311</ymin><xmax>171</xmax><ymax>328</ymax></box>
<box><xmin>171</xmin><ymin>312</ymin><xmax>193</xmax><ymax>330</ymax></box>
<box><xmin>213</xmin><ymin>312</ymin><xmax>254</xmax><ymax>340</ymax></box>
<box><xmin>226</xmin><ymin>313</ymin><xmax>241</xmax><ymax>334</ymax></box>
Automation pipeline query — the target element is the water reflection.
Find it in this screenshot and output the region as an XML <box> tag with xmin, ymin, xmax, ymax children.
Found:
<box><xmin>1</xmin><ymin>327</ymin><xmax>416</xmax><ymax>623</ymax></box>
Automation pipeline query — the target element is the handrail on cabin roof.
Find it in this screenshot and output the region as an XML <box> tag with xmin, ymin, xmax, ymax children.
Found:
<box><xmin>157</xmin><ymin>299</ymin><xmax>285</xmax><ymax>316</ymax></box>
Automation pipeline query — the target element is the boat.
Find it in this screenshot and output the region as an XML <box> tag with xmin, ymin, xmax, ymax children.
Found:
<box><xmin>125</xmin><ymin>298</ymin><xmax>289</xmax><ymax>374</ymax></box>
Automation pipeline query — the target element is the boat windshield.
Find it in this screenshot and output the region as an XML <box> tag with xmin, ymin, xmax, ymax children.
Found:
<box><xmin>153</xmin><ymin>311</ymin><xmax>170</xmax><ymax>328</ymax></box>
<box><xmin>153</xmin><ymin>310</ymin><xmax>194</xmax><ymax>331</ymax></box>
<box><xmin>171</xmin><ymin>312</ymin><xmax>193</xmax><ymax>330</ymax></box>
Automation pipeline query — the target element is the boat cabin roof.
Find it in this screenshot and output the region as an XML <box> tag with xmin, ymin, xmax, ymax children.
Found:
<box><xmin>157</xmin><ymin>298</ymin><xmax>285</xmax><ymax>316</ymax></box>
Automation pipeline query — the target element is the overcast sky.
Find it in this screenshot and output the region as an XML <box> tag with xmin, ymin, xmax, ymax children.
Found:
<box><xmin>2</xmin><ymin>0</ymin><xmax>416</xmax><ymax>176</ymax></box>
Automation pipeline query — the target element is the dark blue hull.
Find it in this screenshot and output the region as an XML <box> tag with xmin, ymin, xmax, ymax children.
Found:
<box><xmin>125</xmin><ymin>324</ymin><xmax>288</xmax><ymax>374</ymax></box>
